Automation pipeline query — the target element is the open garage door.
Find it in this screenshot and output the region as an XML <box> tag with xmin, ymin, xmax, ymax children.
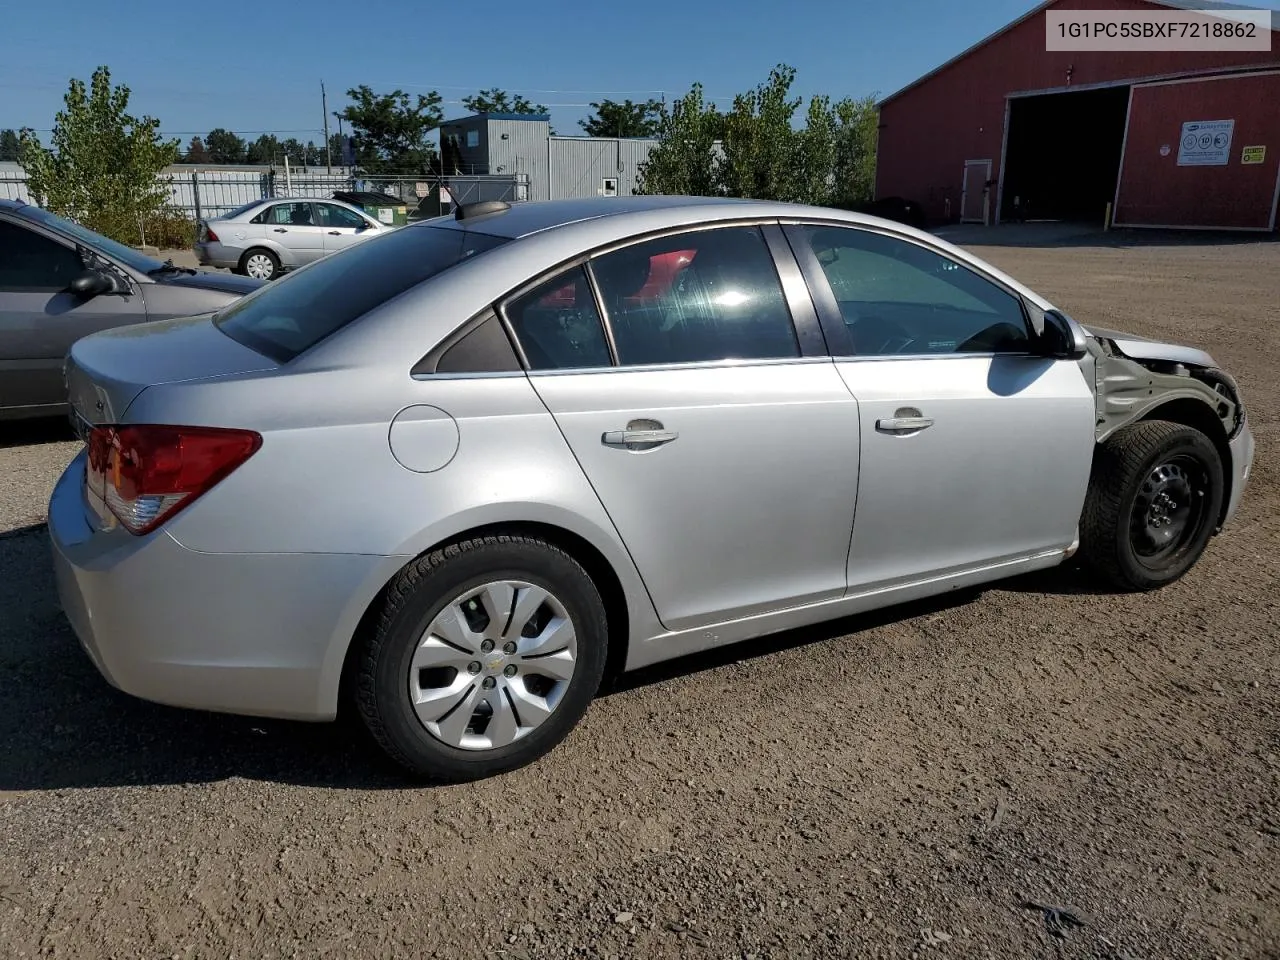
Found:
<box><xmin>1000</xmin><ymin>85</ymin><xmax>1130</xmax><ymax>224</ymax></box>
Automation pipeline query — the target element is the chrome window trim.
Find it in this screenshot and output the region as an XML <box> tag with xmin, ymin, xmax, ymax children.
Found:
<box><xmin>524</xmin><ymin>355</ymin><xmax>835</xmax><ymax>377</ymax></box>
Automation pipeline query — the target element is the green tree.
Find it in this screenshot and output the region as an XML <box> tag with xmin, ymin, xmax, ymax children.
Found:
<box><xmin>0</xmin><ymin>129</ymin><xmax>20</xmax><ymax>162</ymax></box>
<box><xmin>327</xmin><ymin>132</ymin><xmax>346</xmax><ymax>165</ymax></box>
<box><xmin>718</xmin><ymin>64</ymin><xmax>803</xmax><ymax>201</ymax></box>
<box><xmin>461</xmin><ymin>88</ymin><xmax>548</xmax><ymax>116</ymax></box>
<box><xmin>580</xmin><ymin>98</ymin><xmax>663</xmax><ymax>138</ymax></box>
<box><xmin>338</xmin><ymin>85</ymin><xmax>442</xmax><ymax>174</ymax></box>
<box><xmin>205</xmin><ymin>127</ymin><xmax>247</xmax><ymax>164</ymax></box>
<box><xmin>634</xmin><ymin>84</ymin><xmax>723</xmax><ymax>196</ymax></box>
<box><xmin>184</xmin><ymin>135</ymin><xmax>211</xmax><ymax>163</ymax></box>
<box><xmin>830</xmin><ymin>95</ymin><xmax>879</xmax><ymax>207</ymax></box>
<box><xmin>19</xmin><ymin>66</ymin><xmax>179</xmax><ymax>245</ymax></box>
<box><xmin>245</xmin><ymin>134</ymin><xmax>283</xmax><ymax>165</ymax></box>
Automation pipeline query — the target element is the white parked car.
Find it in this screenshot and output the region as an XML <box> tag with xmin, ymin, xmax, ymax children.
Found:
<box><xmin>194</xmin><ymin>197</ymin><xmax>393</xmax><ymax>280</ymax></box>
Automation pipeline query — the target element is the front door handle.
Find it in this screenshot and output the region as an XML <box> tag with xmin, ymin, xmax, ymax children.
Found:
<box><xmin>272</xmin><ymin>227</ymin><xmax>288</xmax><ymax>233</ymax></box>
<box><xmin>876</xmin><ymin>415</ymin><xmax>934</xmax><ymax>434</ymax></box>
<box><xmin>602</xmin><ymin>421</ymin><xmax>679</xmax><ymax>450</ymax></box>
<box><xmin>327</xmin><ymin>230</ymin><xmax>341</xmax><ymax>235</ymax></box>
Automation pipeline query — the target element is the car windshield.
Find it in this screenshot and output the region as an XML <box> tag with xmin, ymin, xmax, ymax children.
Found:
<box><xmin>214</xmin><ymin>224</ymin><xmax>508</xmax><ymax>362</ymax></box>
<box><xmin>17</xmin><ymin>205</ymin><xmax>166</xmax><ymax>274</ymax></box>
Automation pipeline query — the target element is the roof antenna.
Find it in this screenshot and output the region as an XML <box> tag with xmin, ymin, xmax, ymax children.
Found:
<box><xmin>455</xmin><ymin>199</ymin><xmax>511</xmax><ymax>221</ymax></box>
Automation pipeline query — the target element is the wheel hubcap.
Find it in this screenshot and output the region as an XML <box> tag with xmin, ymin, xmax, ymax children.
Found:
<box><xmin>246</xmin><ymin>255</ymin><xmax>273</xmax><ymax>279</ymax></box>
<box><xmin>1131</xmin><ymin>457</ymin><xmax>1205</xmax><ymax>562</ymax></box>
<box><xmin>408</xmin><ymin>580</ymin><xmax>578</xmax><ymax>751</ymax></box>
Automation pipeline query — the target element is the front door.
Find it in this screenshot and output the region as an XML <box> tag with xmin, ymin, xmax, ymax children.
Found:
<box><xmin>504</xmin><ymin>224</ymin><xmax>862</xmax><ymax>631</ymax></box>
<box><xmin>783</xmin><ymin>222</ymin><xmax>1096</xmax><ymax>593</ymax></box>
<box><xmin>257</xmin><ymin>201</ymin><xmax>326</xmax><ymax>265</ymax></box>
<box><xmin>315</xmin><ymin>202</ymin><xmax>377</xmax><ymax>255</ymax></box>
<box><xmin>961</xmin><ymin>160</ymin><xmax>991</xmax><ymax>224</ymax></box>
<box><xmin>0</xmin><ymin>218</ymin><xmax>145</xmax><ymax>412</ymax></box>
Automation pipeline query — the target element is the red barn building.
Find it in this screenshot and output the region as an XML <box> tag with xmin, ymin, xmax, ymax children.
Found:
<box><xmin>875</xmin><ymin>0</ymin><xmax>1280</xmax><ymax>230</ymax></box>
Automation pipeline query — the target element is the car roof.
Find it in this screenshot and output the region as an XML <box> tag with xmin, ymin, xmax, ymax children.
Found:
<box><xmin>440</xmin><ymin>195</ymin><xmax>892</xmax><ymax>240</ymax></box>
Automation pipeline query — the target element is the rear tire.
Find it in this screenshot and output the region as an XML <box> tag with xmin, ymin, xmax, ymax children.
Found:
<box><xmin>239</xmin><ymin>248</ymin><xmax>280</xmax><ymax>281</ymax></box>
<box><xmin>356</xmin><ymin>535</ymin><xmax>608</xmax><ymax>782</ymax></box>
<box><xmin>1079</xmin><ymin>420</ymin><xmax>1223</xmax><ymax>591</ymax></box>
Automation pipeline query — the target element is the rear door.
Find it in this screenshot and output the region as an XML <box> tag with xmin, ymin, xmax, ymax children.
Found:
<box><xmin>0</xmin><ymin>217</ymin><xmax>146</xmax><ymax>412</ymax></box>
<box><xmin>507</xmin><ymin>223</ymin><xmax>861</xmax><ymax>632</ymax></box>
<box><xmin>254</xmin><ymin>201</ymin><xmax>325</xmax><ymax>265</ymax></box>
<box><xmin>783</xmin><ymin>221</ymin><xmax>1095</xmax><ymax>593</ymax></box>
<box><xmin>315</xmin><ymin>202</ymin><xmax>377</xmax><ymax>255</ymax></box>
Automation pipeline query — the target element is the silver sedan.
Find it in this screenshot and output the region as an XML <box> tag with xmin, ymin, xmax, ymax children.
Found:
<box><xmin>193</xmin><ymin>197</ymin><xmax>392</xmax><ymax>280</ymax></box>
<box><xmin>51</xmin><ymin>196</ymin><xmax>1254</xmax><ymax>781</ymax></box>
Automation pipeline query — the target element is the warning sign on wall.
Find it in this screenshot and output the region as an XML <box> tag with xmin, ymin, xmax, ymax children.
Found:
<box><xmin>1177</xmin><ymin>119</ymin><xmax>1234</xmax><ymax>166</ymax></box>
<box><xmin>1241</xmin><ymin>145</ymin><xmax>1266</xmax><ymax>165</ymax></box>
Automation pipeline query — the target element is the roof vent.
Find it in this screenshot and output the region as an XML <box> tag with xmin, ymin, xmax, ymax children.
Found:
<box><xmin>455</xmin><ymin>200</ymin><xmax>511</xmax><ymax>221</ymax></box>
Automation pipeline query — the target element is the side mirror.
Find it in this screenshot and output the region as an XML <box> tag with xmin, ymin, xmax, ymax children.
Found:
<box><xmin>1037</xmin><ymin>308</ymin><xmax>1088</xmax><ymax>361</ymax></box>
<box><xmin>68</xmin><ymin>270</ymin><xmax>115</xmax><ymax>299</ymax></box>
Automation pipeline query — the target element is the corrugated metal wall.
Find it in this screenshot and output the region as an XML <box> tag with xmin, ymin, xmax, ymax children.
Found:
<box><xmin>617</xmin><ymin>140</ymin><xmax>657</xmax><ymax>195</ymax></box>
<box><xmin>487</xmin><ymin>119</ymin><xmax>552</xmax><ymax>200</ymax></box>
<box><xmin>549</xmin><ymin>138</ymin><xmax>656</xmax><ymax>198</ymax></box>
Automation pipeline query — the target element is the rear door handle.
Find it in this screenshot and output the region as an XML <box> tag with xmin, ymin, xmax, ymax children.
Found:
<box><xmin>602</xmin><ymin>428</ymin><xmax>679</xmax><ymax>450</ymax></box>
<box><xmin>876</xmin><ymin>416</ymin><xmax>934</xmax><ymax>434</ymax></box>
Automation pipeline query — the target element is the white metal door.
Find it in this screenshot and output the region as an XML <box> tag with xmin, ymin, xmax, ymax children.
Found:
<box><xmin>960</xmin><ymin>160</ymin><xmax>992</xmax><ymax>224</ymax></box>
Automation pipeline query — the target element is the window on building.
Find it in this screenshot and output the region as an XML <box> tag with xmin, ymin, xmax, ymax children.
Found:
<box><xmin>601</xmin><ymin>178</ymin><xmax>619</xmax><ymax>197</ymax></box>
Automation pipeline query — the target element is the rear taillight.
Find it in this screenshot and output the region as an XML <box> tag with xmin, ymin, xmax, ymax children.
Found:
<box><xmin>87</xmin><ymin>424</ymin><xmax>261</xmax><ymax>535</ymax></box>
<box><xmin>205</xmin><ymin>225</ymin><xmax>219</xmax><ymax>242</ymax></box>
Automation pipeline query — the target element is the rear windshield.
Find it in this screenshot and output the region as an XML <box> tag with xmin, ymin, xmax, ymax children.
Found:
<box><xmin>213</xmin><ymin>224</ymin><xmax>508</xmax><ymax>362</ymax></box>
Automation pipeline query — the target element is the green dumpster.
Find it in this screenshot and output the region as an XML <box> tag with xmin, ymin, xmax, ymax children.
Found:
<box><xmin>331</xmin><ymin>190</ymin><xmax>408</xmax><ymax>227</ymax></box>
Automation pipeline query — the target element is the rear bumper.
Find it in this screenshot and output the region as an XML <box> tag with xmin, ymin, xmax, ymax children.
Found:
<box><xmin>1223</xmin><ymin>416</ymin><xmax>1255</xmax><ymax>528</ymax></box>
<box><xmin>193</xmin><ymin>241</ymin><xmax>240</xmax><ymax>269</ymax></box>
<box><xmin>49</xmin><ymin>451</ymin><xmax>397</xmax><ymax>721</ymax></box>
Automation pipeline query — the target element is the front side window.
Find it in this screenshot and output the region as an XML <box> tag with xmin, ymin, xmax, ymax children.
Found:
<box><xmin>215</xmin><ymin>225</ymin><xmax>508</xmax><ymax>362</ymax></box>
<box><xmin>794</xmin><ymin>225</ymin><xmax>1030</xmax><ymax>356</ymax></box>
<box><xmin>589</xmin><ymin>226</ymin><xmax>799</xmax><ymax>366</ymax></box>
<box><xmin>316</xmin><ymin>204</ymin><xmax>369</xmax><ymax>229</ymax></box>
<box><xmin>0</xmin><ymin>220</ymin><xmax>84</xmax><ymax>291</ymax></box>
<box><xmin>503</xmin><ymin>267</ymin><xmax>612</xmax><ymax>371</ymax></box>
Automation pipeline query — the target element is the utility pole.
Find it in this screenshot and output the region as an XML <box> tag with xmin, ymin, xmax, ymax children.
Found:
<box><xmin>322</xmin><ymin>80</ymin><xmax>332</xmax><ymax>174</ymax></box>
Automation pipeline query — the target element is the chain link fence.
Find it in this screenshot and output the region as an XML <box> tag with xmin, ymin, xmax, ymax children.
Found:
<box><xmin>0</xmin><ymin>169</ymin><xmax>530</xmax><ymax>225</ymax></box>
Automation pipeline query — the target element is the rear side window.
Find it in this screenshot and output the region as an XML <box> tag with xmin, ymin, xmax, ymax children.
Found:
<box><xmin>214</xmin><ymin>225</ymin><xmax>508</xmax><ymax>362</ymax></box>
<box><xmin>504</xmin><ymin>267</ymin><xmax>613</xmax><ymax>371</ymax></box>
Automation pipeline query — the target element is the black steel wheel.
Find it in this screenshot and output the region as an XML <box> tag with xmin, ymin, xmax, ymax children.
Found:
<box><xmin>1080</xmin><ymin>420</ymin><xmax>1224</xmax><ymax>591</ymax></box>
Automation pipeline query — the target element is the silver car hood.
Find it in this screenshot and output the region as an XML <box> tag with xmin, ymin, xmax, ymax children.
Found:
<box><xmin>1083</xmin><ymin>324</ymin><xmax>1216</xmax><ymax>368</ymax></box>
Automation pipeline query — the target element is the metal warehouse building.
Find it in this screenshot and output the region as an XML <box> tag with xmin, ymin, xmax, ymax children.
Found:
<box><xmin>438</xmin><ymin>113</ymin><xmax>658</xmax><ymax>202</ymax></box>
<box><xmin>875</xmin><ymin>0</ymin><xmax>1280</xmax><ymax>230</ymax></box>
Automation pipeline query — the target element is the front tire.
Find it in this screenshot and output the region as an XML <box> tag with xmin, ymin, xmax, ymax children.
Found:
<box><xmin>356</xmin><ymin>536</ymin><xmax>608</xmax><ymax>782</ymax></box>
<box><xmin>1080</xmin><ymin>420</ymin><xmax>1224</xmax><ymax>591</ymax></box>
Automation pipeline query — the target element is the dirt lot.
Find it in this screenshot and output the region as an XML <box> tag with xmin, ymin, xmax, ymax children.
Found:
<box><xmin>1</xmin><ymin>229</ymin><xmax>1276</xmax><ymax>959</ymax></box>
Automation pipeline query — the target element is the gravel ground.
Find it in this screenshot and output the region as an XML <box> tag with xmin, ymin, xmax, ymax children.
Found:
<box><xmin>1</xmin><ymin>229</ymin><xmax>1277</xmax><ymax>959</ymax></box>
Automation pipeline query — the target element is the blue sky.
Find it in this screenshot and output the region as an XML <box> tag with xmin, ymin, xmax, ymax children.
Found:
<box><xmin>3</xmin><ymin>0</ymin><xmax>1279</xmax><ymax>145</ymax></box>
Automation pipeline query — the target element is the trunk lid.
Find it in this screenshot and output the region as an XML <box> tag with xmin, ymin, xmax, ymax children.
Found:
<box><xmin>66</xmin><ymin>312</ymin><xmax>277</xmax><ymax>431</ymax></box>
